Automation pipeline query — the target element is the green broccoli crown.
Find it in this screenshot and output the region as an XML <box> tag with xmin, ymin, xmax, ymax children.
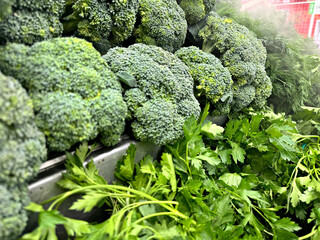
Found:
<box><xmin>0</xmin><ymin>37</ymin><xmax>127</xmax><ymax>152</ymax></box>
<box><xmin>103</xmin><ymin>43</ymin><xmax>200</xmax><ymax>145</ymax></box>
<box><xmin>175</xmin><ymin>46</ymin><xmax>233</xmax><ymax>105</ymax></box>
<box><xmin>0</xmin><ymin>0</ymin><xmax>14</xmax><ymax>21</ymax></box>
<box><xmin>0</xmin><ymin>72</ymin><xmax>46</xmax><ymax>185</ymax></box>
<box><xmin>89</xmin><ymin>89</ymin><xmax>128</xmax><ymax>146</ymax></box>
<box><xmin>63</xmin><ymin>0</ymin><xmax>112</xmax><ymax>43</ymax></box>
<box><xmin>135</xmin><ymin>0</ymin><xmax>187</xmax><ymax>52</ymax></box>
<box><xmin>13</xmin><ymin>0</ymin><xmax>66</xmax><ymax>16</ymax></box>
<box><xmin>179</xmin><ymin>0</ymin><xmax>215</xmax><ymax>25</ymax></box>
<box><xmin>132</xmin><ymin>98</ymin><xmax>185</xmax><ymax>145</ymax></box>
<box><xmin>232</xmin><ymin>84</ymin><xmax>256</xmax><ymax>111</ymax></box>
<box><xmin>0</xmin><ymin>10</ymin><xmax>63</xmax><ymax>45</ymax></box>
<box><xmin>0</xmin><ymin>184</ymin><xmax>29</xmax><ymax>240</ymax></box>
<box><xmin>199</xmin><ymin>12</ymin><xmax>271</xmax><ymax>111</ymax></box>
<box><xmin>109</xmin><ymin>0</ymin><xmax>139</xmax><ymax>43</ymax></box>
<box><xmin>33</xmin><ymin>92</ymin><xmax>96</xmax><ymax>152</ymax></box>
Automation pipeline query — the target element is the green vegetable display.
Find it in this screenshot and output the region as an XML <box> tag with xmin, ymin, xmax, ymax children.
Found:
<box><xmin>21</xmin><ymin>105</ymin><xmax>320</xmax><ymax>239</ymax></box>
<box><xmin>103</xmin><ymin>43</ymin><xmax>201</xmax><ymax>145</ymax></box>
<box><xmin>0</xmin><ymin>37</ymin><xmax>127</xmax><ymax>152</ymax></box>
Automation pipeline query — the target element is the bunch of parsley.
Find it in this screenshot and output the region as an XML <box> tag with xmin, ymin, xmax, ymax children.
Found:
<box><xmin>22</xmin><ymin>105</ymin><xmax>320</xmax><ymax>239</ymax></box>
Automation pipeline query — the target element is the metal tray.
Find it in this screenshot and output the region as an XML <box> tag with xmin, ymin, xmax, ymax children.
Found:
<box><xmin>25</xmin><ymin>140</ymin><xmax>162</xmax><ymax>233</ymax></box>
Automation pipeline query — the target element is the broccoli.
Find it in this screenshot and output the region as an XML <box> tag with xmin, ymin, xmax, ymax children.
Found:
<box><xmin>0</xmin><ymin>184</ymin><xmax>30</xmax><ymax>240</ymax></box>
<box><xmin>63</xmin><ymin>0</ymin><xmax>139</xmax><ymax>47</ymax></box>
<box><xmin>63</xmin><ymin>0</ymin><xmax>112</xmax><ymax>44</ymax></box>
<box><xmin>0</xmin><ymin>37</ymin><xmax>127</xmax><ymax>152</ymax></box>
<box><xmin>199</xmin><ymin>12</ymin><xmax>272</xmax><ymax>112</ymax></box>
<box><xmin>175</xmin><ymin>46</ymin><xmax>233</xmax><ymax>114</ymax></box>
<box><xmin>135</xmin><ymin>0</ymin><xmax>187</xmax><ymax>52</ymax></box>
<box><xmin>0</xmin><ymin>0</ymin><xmax>14</xmax><ymax>21</ymax></box>
<box><xmin>109</xmin><ymin>0</ymin><xmax>139</xmax><ymax>43</ymax></box>
<box><xmin>103</xmin><ymin>43</ymin><xmax>201</xmax><ymax>145</ymax></box>
<box><xmin>178</xmin><ymin>0</ymin><xmax>215</xmax><ymax>25</ymax></box>
<box><xmin>0</xmin><ymin>0</ymin><xmax>65</xmax><ymax>45</ymax></box>
<box><xmin>0</xmin><ymin>72</ymin><xmax>47</xmax><ymax>185</ymax></box>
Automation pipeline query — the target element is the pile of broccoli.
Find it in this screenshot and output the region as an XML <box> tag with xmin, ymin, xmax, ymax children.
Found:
<box><xmin>199</xmin><ymin>11</ymin><xmax>272</xmax><ymax>111</ymax></box>
<box><xmin>0</xmin><ymin>37</ymin><xmax>127</xmax><ymax>152</ymax></box>
<box><xmin>0</xmin><ymin>72</ymin><xmax>47</xmax><ymax>240</ymax></box>
<box><xmin>103</xmin><ymin>43</ymin><xmax>201</xmax><ymax>145</ymax></box>
<box><xmin>0</xmin><ymin>0</ymin><xmax>65</xmax><ymax>45</ymax></box>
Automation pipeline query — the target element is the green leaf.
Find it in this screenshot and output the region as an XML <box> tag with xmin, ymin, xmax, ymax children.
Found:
<box><xmin>201</xmin><ymin>122</ymin><xmax>224</xmax><ymax>139</ymax></box>
<box><xmin>38</xmin><ymin>210</ymin><xmax>68</xmax><ymax>228</ymax></box>
<box><xmin>273</xmin><ymin>218</ymin><xmax>301</xmax><ymax>232</ymax></box>
<box><xmin>25</xmin><ymin>202</ymin><xmax>44</xmax><ymax>213</ymax></box>
<box><xmin>64</xmin><ymin>218</ymin><xmax>91</xmax><ymax>236</ymax></box>
<box><xmin>229</xmin><ymin>141</ymin><xmax>246</xmax><ymax>164</ymax></box>
<box><xmin>290</xmin><ymin>181</ymin><xmax>302</xmax><ymax>207</ymax></box>
<box><xmin>115</xmin><ymin>143</ymin><xmax>136</xmax><ymax>181</ymax></box>
<box><xmin>219</xmin><ymin>173</ymin><xmax>242</xmax><ymax>188</ymax></box>
<box><xmin>70</xmin><ymin>193</ymin><xmax>107</xmax><ymax>212</ymax></box>
<box><xmin>116</xmin><ymin>71</ymin><xmax>137</xmax><ymax>87</ymax></box>
<box><xmin>218</xmin><ymin>149</ymin><xmax>232</xmax><ymax>164</ymax></box>
<box><xmin>225</xmin><ymin>120</ymin><xmax>242</xmax><ymax>140</ymax></box>
<box><xmin>195</xmin><ymin>151</ymin><xmax>221</xmax><ymax>166</ymax></box>
<box><xmin>161</xmin><ymin>153</ymin><xmax>177</xmax><ymax>194</ymax></box>
<box><xmin>274</xmin><ymin>228</ymin><xmax>298</xmax><ymax>240</ymax></box>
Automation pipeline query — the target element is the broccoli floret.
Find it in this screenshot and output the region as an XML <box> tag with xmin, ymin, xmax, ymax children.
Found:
<box><xmin>135</xmin><ymin>0</ymin><xmax>187</xmax><ymax>52</ymax></box>
<box><xmin>109</xmin><ymin>0</ymin><xmax>139</xmax><ymax>43</ymax></box>
<box><xmin>0</xmin><ymin>0</ymin><xmax>14</xmax><ymax>21</ymax></box>
<box><xmin>0</xmin><ymin>184</ymin><xmax>29</xmax><ymax>240</ymax></box>
<box><xmin>13</xmin><ymin>0</ymin><xmax>66</xmax><ymax>15</ymax></box>
<box><xmin>0</xmin><ymin>1</ymin><xmax>65</xmax><ymax>45</ymax></box>
<box><xmin>33</xmin><ymin>92</ymin><xmax>96</xmax><ymax>151</ymax></box>
<box><xmin>232</xmin><ymin>84</ymin><xmax>256</xmax><ymax>111</ymax></box>
<box><xmin>0</xmin><ymin>72</ymin><xmax>46</xmax><ymax>185</ymax></box>
<box><xmin>199</xmin><ymin>12</ymin><xmax>271</xmax><ymax>111</ymax></box>
<box><xmin>0</xmin><ymin>38</ymin><xmax>127</xmax><ymax>152</ymax></box>
<box><xmin>175</xmin><ymin>46</ymin><xmax>233</xmax><ymax>110</ymax></box>
<box><xmin>89</xmin><ymin>89</ymin><xmax>127</xmax><ymax>146</ymax></box>
<box><xmin>63</xmin><ymin>0</ymin><xmax>112</xmax><ymax>44</ymax></box>
<box><xmin>103</xmin><ymin>43</ymin><xmax>200</xmax><ymax>145</ymax></box>
<box><xmin>0</xmin><ymin>11</ymin><xmax>63</xmax><ymax>45</ymax></box>
<box><xmin>178</xmin><ymin>0</ymin><xmax>215</xmax><ymax>25</ymax></box>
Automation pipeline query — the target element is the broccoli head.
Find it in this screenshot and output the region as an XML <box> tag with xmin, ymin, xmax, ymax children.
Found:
<box><xmin>135</xmin><ymin>0</ymin><xmax>187</xmax><ymax>52</ymax></box>
<box><xmin>0</xmin><ymin>184</ymin><xmax>29</xmax><ymax>240</ymax></box>
<box><xmin>63</xmin><ymin>0</ymin><xmax>112</xmax><ymax>43</ymax></box>
<box><xmin>13</xmin><ymin>0</ymin><xmax>66</xmax><ymax>15</ymax></box>
<box><xmin>0</xmin><ymin>11</ymin><xmax>63</xmax><ymax>45</ymax></box>
<box><xmin>0</xmin><ymin>1</ymin><xmax>65</xmax><ymax>45</ymax></box>
<box><xmin>103</xmin><ymin>43</ymin><xmax>201</xmax><ymax>145</ymax></box>
<box><xmin>0</xmin><ymin>72</ymin><xmax>46</xmax><ymax>185</ymax></box>
<box><xmin>199</xmin><ymin>12</ymin><xmax>271</xmax><ymax>111</ymax></box>
<box><xmin>63</xmin><ymin>0</ymin><xmax>139</xmax><ymax>46</ymax></box>
<box><xmin>109</xmin><ymin>0</ymin><xmax>139</xmax><ymax>43</ymax></box>
<box><xmin>175</xmin><ymin>46</ymin><xmax>233</xmax><ymax>113</ymax></box>
<box><xmin>0</xmin><ymin>37</ymin><xmax>127</xmax><ymax>152</ymax></box>
<box><xmin>178</xmin><ymin>0</ymin><xmax>215</xmax><ymax>25</ymax></box>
